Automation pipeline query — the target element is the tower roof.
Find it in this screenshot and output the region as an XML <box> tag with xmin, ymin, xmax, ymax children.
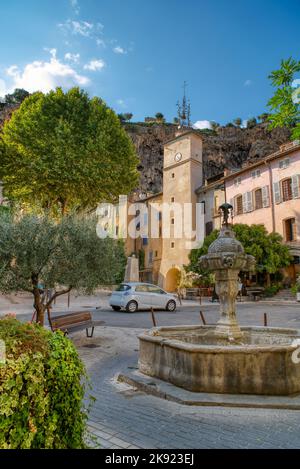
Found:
<box><xmin>164</xmin><ymin>129</ymin><xmax>203</xmax><ymax>146</ymax></box>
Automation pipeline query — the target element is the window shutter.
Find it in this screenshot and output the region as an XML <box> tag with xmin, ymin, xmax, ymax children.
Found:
<box><xmin>246</xmin><ymin>191</ymin><xmax>253</xmax><ymax>212</ymax></box>
<box><xmin>291</xmin><ymin>175</ymin><xmax>300</xmax><ymax>199</ymax></box>
<box><xmin>242</xmin><ymin>193</ymin><xmax>247</xmax><ymax>213</ymax></box>
<box><xmin>262</xmin><ymin>186</ymin><xmax>270</xmax><ymax>207</ymax></box>
<box><xmin>273</xmin><ymin>182</ymin><xmax>281</xmax><ymax>204</ymax></box>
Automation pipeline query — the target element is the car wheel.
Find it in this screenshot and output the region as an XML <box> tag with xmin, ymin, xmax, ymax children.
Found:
<box><xmin>111</xmin><ymin>306</ymin><xmax>121</xmax><ymax>312</ymax></box>
<box><xmin>126</xmin><ymin>300</ymin><xmax>138</xmax><ymax>313</ymax></box>
<box><xmin>166</xmin><ymin>300</ymin><xmax>176</xmax><ymax>312</ymax></box>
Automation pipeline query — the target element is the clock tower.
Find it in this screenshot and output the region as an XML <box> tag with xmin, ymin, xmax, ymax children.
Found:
<box><xmin>159</xmin><ymin>129</ymin><xmax>203</xmax><ymax>291</ymax></box>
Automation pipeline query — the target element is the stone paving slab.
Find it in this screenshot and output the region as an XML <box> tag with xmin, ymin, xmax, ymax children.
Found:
<box><xmin>118</xmin><ymin>370</ymin><xmax>300</xmax><ymax>410</ymax></box>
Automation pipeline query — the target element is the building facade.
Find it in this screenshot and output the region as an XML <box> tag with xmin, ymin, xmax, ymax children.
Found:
<box><xmin>104</xmin><ymin>132</ymin><xmax>300</xmax><ymax>291</ymax></box>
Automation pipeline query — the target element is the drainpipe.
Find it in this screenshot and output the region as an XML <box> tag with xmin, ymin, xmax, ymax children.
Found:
<box><xmin>265</xmin><ymin>160</ymin><xmax>276</xmax><ymax>233</ymax></box>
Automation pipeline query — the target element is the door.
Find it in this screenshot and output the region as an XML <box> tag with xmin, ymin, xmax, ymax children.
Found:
<box><xmin>134</xmin><ymin>285</ymin><xmax>152</xmax><ymax>308</ymax></box>
<box><xmin>147</xmin><ymin>285</ymin><xmax>168</xmax><ymax>309</ymax></box>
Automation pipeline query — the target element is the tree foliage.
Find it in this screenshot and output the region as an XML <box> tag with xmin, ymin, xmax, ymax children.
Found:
<box><xmin>247</xmin><ymin>117</ymin><xmax>257</xmax><ymax>128</ymax></box>
<box><xmin>0</xmin><ymin>213</ymin><xmax>127</xmax><ymax>325</ymax></box>
<box><xmin>0</xmin><ymin>317</ymin><xmax>88</xmax><ymax>448</ymax></box>
<box><xmin>267</xmin><ymin>57</ymin><xmax>300</xmax><ymax>140</ymax></box>
<box><xmin>0</xmin><ymin>87</ymin><xmax>139</xmax><ymax>215</ymax></box>
<box><xmin>233</xmin><ymin>117</ymin><xmax>242</xmax><ymax>127</ymax></box>
<box><xmin>187</xmin><ymin>224</ymin><xmax>291</xmax><ymax>282</ymax></box>
<box><xmin>3</xmin><ymin>88</ymin><xmax>30</xmax><ymax>104</ymax></box>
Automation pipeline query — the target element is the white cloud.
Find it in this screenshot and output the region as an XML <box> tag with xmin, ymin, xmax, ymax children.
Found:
<box><xmin>113</xmin><ymin>46</ymin><xmax>126</xmax><ymax>54</ymax></box>
<box><xmin>193</xmin><ymin>120</ymin><xmax>212</xmax><ymax>130</ymax></box>
<box><xmin>0</xmin><ymin>79</ymin><xmax>7</xmax><ymax>97</ymax></box>
<box><xmin>58</xmin><ymin>19</ymin><xmax>94</xmax><ymax>37</ymax></box>
<box><xmin>83</xmin><ymin>59</ymin><xmax>105</xmax><ymax>71</ymax></box>
<box><xmin>117</xmin><ymin>99</ymin><xmax>127</xmax><ymax>108</ymax></box>
<box><xmin>70</xmin><ymin>0</ymin><xmax>80</xmax><ymax>15</ymax></box>
<box><xmin>96</xmin><ymin>38</ymin><xmax>106</xmax><ymax>48</ymax></box>
<box><xmin>244</xmin><ymin>79</ymin><xmax>252</xmax><ymax>86</ymax></box>
<box><xmin>2</xmin><ymin>49</ymin><xmax>90</xmax><ymax>94</ymax></box>
<box><xmin>65</xmin><ymin>52</ymin><xmax>80</xmax><ymax>63</ymax></box>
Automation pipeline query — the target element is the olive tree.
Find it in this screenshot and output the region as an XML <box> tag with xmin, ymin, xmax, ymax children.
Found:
<box><xmin>0</xmin><ymin>213</ymin><xmax>126</xmax><ymax>325</ymax></box>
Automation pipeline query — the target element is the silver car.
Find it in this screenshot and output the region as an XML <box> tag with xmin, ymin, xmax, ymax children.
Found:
<box><xmin>109</xmin><ymin>282</ymin><xmax>178</xmax><ymax>313</ymax></box>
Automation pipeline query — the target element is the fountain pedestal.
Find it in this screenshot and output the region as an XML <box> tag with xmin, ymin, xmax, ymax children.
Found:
<box><xmin>199</xmin><ymin>205</ymin><xmax>255</xmax><ymax>340</ymax></box>
<box><xmin>214</xmin><ymin>269</ymin><xmax>243</xmax><ymax>339</ymax></box>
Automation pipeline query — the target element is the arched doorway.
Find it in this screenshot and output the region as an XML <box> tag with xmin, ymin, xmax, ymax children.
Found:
<box><xmin>165</xmin><ymin>268</ymin><xmax>180</xmax><ymax>292</ymax></box>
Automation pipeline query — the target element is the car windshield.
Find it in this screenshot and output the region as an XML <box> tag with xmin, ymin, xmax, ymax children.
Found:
<box><xmin>116</xmin><ymin>284</ymin><xmax>131</xmax><ymax>292</ymax></box>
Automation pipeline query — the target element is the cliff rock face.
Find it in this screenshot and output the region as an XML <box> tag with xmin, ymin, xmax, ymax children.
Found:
<box><xmin>125</xmin><ymin>123</ymin><xmax>291</xmax><ymax>194</ymax></box>
<box><xmin>0</xmin><ymin>103</ymin><xmax>291</xmax><ymax>196</ymax></box>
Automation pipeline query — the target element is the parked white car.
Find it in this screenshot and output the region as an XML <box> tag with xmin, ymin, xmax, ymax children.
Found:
<box><xmin>109</xmin><ymin>282</ymin><xmax>178</xmax><ymax>313</ymax></box>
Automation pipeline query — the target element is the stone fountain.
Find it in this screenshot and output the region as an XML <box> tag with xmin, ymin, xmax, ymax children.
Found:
<box><xmin>138</xmin><ymin>204</ymin><xmax>300</xmax><ymax>395</ymax></box>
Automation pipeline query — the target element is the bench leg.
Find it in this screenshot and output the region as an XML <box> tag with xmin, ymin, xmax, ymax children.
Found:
<box><xmin>86</xmin><ymin>327</ymin><xmax>94</xmax><ymax>338</ymax></box>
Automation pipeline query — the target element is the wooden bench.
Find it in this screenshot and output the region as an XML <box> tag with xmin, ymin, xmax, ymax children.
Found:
<box><xmin>50</xmin><ymin>311</ymin><xmax>95</xmax><ymax>337</ymax></box>
<box><xmin>247</xmin><ymin>289</ymin><xmax>264</xmax><ymax>302</ymax></box>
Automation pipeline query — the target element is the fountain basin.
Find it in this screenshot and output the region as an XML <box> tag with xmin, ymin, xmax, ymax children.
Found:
<box><xmin>139</xmin><ymin>325</ymin><xmax>300</xmax><ymax>395</ymax></box>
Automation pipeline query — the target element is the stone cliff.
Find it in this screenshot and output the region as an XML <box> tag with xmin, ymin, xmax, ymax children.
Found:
<box><xmin>125</xmin><ymin>122</ymin><xmax>291</xmax><ymax>195</ymax></box>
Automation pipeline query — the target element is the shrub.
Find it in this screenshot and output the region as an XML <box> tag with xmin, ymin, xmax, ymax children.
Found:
<box><xmin>0</xmin><ymin>318</ymin><xmax>88</xmax><ymax>449</ymax></box>
<box><xmin>264</xmin><ymin>285</ymin><xmax>281</xmax><ymax>297</ymax></box>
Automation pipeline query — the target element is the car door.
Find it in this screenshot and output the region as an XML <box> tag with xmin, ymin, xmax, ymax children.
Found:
<box><xmin>134</xmin><ymin>285</ymin><xmax>152</xmax><ymax>309</ymax></box>
<box><xmin>147</xmin><ymin>285</ymin><xmax>168</xmax><ymax>309</ymax></box>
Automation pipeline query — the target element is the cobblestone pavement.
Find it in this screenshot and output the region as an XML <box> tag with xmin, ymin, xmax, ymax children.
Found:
<box><xmin>74</xmin><ymin>327</ymin><xmax>300</xmax><ymax>450</ymax></box>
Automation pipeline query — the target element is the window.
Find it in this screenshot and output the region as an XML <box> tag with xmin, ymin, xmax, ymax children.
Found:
<box><xmin>279</xmin><ymin>158</ymin><xmax>290</xmax><ymax>169</ymax></box>
<box><xmin>285</xmin><ymin>218</ymin><xmax>296</xmax><ymax>242</ymax></box>
<box><xmin>116</xmin><ymin>284</ymin><xmax>131</xmax><ymax>292</ymax></box>
<box><xmin>171</xmin><ymin>173</ymin><xmax>175</xmax><ymax>179</ymax></box>
<box><xmin>251</xmin><ymin>169</ymin><xmax>261</xmax><ymax>179</ymax></box>
<box><xmin>171</xmin><ymin>197</ymin><xmax>175</xmax><ymax>203</ymax></box>
<box><xmin>142</xmin><ymin>237</ymin><xmax>148</xmax><ymax>246</ymax></box>
<box><xmin>149</xmin><ymin>251</ymin><xmax>153</xmax><ymax>264</ymax></box>
<box><xmin>205</xmin><ymin>221</ymin><xmax>213</xmax><ymax>236</ymax></box>
<box><xmin>171</xmin><ymin>218</ymin><xmax>175</xmax><ymax>225</ymax></box>
<box><xmin>135</xmin><ymin>285</ymin><xmax>149</xmax><ymax>293</ymax></box>
<box><xmin>159</xmin><ymin>227</ymin><xmax>162</xmax><ymax>237</ymax></box>
<box><xmin>154</xmin><ymin>251</ymin><xmax>158</xmax><ymax>258</ymax></box>
<box><xmin>148</xmin><ymin>286</ymin><xmax>166</xmax><ymax>294</ymax></box>
<box><xmin>116</xmin><ymin>226</ymin><xmax>119</xmax><ymax>236</ymax></box>
<box><xmin>236</xmin><ymin>195</ymin><xmax>243</xmax><ymax>215</ymax></box>
<box><xmin>171</xmin><ymin>242</ymin><xmax>175</xmax><ymax>248</ymax></box>
<box><xmin>282</xmin><ymin>178</ymin><xmax>293</xmax><ymax>202</ymax></box>
<box><xmin>214</xmin><ymin>195</ymin><xmax>219</xmax><ymax>214</ymax></box>
<box><xmin>201</xmin><ymin>201</ymin><xmax>206</xmax><ymax>215</ymax></box>
<box><xmin>234</xmin><ymin>177</ymin><xmax>242</xmax><ymax>187</ymax></box>
<box><xmin>136</xmin><ymin>222</ymin><xmax>141</xmax><ymax>231</ymax></box>
<box><xmin>254</xmin><ymin>188</ymin><xmax>263</xmax><ymax>210</ymax></box>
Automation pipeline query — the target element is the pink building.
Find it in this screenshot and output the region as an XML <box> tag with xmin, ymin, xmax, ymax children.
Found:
<box><xmin>225</xmin><ymin>141</ymin><xmax>300</xmax><ymax>280</ymax></box>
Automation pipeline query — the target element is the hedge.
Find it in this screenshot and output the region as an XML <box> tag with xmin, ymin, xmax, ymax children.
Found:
<box><xmin>0</xmin><ymin>317</ymin><xmax>88</xmax><ymax>449</ymax></box>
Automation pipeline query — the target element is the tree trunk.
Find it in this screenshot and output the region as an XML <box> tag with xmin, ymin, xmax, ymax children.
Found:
<box><xmin>33</xmin><ymin>287</ymin><xmax>45</xmax><ymax>326</ymax></box>
<box><xmin>266</xmin><ymin>272</ymin><xmax>271</xmax><ymax>287</ymax></box>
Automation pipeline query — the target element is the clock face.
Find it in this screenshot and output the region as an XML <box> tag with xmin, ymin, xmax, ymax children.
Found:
<box><xmin>174</xmin><ymin>152</ymin><xmax>182</xmax><ymax>162</ymax></box>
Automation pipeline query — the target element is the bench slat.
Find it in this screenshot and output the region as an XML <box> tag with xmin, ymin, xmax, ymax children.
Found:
<box><xmin>50</xmin><ymin>311</ymin><xmax>95</xmax><ymax>337</ymax></box>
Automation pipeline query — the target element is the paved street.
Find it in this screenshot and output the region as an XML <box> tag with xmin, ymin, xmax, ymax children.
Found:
<box><xmin>1</xmin><ymin>291</ymin><xmax>299</xmax><ymax>330</ymax></box>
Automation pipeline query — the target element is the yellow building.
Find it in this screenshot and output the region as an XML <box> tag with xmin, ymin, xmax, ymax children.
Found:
<box><xmin>123</xmin><ymin>128</ymin><xmax>206</xmax><ymax>291</ymax></box>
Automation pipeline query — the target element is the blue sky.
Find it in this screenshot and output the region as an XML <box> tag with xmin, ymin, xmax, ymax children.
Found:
<box><xmin>0</xmin><ymin>0</ymin><xmax>299</xmax><ymax>126</ymax></box>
